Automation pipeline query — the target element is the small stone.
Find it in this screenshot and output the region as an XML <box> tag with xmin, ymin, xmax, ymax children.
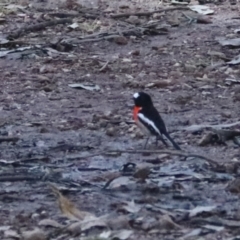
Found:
<box><xmin>157</xmin><ymin>154</ymin><xmax>169</xmax><ymax>159</ymax></box>
<box><xmin>135</xmin><ymin>131</ymin><xmax>144</xmax><ymax>138</ymax></box>
<box><xmin>234</xmin><ymin>93</ymin><xmax>240</xmax><ymax>102</ymax></box>
<box><xmin>184</xmin><ymin>64</ymin><xmax>196</xmax><ymax>72</ymax></box>
<box><xmin>104</xmin><ymin>110</ymin><xmax>112</xmax><ymax>118</ymax></box>
<box><xmin>130</xmin><ymin>133</ymin><xmax>137</xmax><ymax>138</ymax></box>
<box><xmin>174</xmin><ymin>62</ymin><xmax>181</xmax><ymax>67</ymax></box>
<box><xmin>114</xmin><ymin>36</ymin><xmax>128</xmax><ymax>45</ymax></box>
<box><xmin>152</xmin><ymin>13</ymin><xmax>163</xmax><ymax>19</ymax></box>
<box><xmin>31</xmin><ymin>213</ymin><xmax>40</xmax><ymax>220</ymax></box>
<box><xmin>225</xmin><ymin>68</ymin><xmax>233</xmax><ymax>74</ymax></box>
<box><xmin>221</xmin><ymin>111</ymin><xmax>231</xmax><ymax>118</ymax></box>
<box><xmin>106</xmin><ymin>127</ymin><xmax>116</xmax><ymax>136</ymax></box>
<box><xmin>233</xmin><ymin>86</ymin><xmax>240</xmax><ymax>94</ymax></box>
<box><xmin>128</xmin><ymin>125</ymin><xmax>136</xmax><ymax>133</ymax></box>
<box><xmin>87</xmin><ymin>123</ymin><xmax>98</xmax><ymax>130</ymax></box>
<box><xmin>113</xmin><ymin>115</ymin><xmax>121</xmax><ymax>120</ymax></box>
<box><xmin>129</xmin><ymin>50</ymin><xmax>140</xmax><ymax>56</ymax></box>
<box><xmin>127</xmin><ymin>16</ymin><xmax>140</xmax><ymax>25</ymax></box>
<box><xmin>133</xmin><ymin>167</ymin><xmax>151</xmax><ymax>180</ymax></box>
<box><xmin>119</xmin><ymin>4</ymin><xmax>129</xmax><ymax>8</ymax></box>
<box><xmin>99</xmin><ymin>120</ymin><xmax>108</xmax><ymax>128</ymax></box>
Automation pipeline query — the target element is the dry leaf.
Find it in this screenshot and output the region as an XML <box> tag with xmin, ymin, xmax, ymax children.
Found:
<box><xmin>219</xmin><ymin>38</ymin><xmax>240</xmax><ymax>47</ymax></box>
<box><xmin>21</xmin><ymin>228</ymin><xmax>46</xmax><ymax>240</ymax></box>
<box><xmin>133</xmin><ymin>167</ymin><xmax>151</xmax><ymax>180</ymax></box>
<box><xmin>68</xmin><ymin>22</ymin><xmax>79</xmax><ymax>29</ymax></box>
<box><xmin>189</xmin><ymin>206</ymin><xmax>216</xmax><ymax>217</ymax></box>
<box><xmin>4</xmin><ymin>229</ymin><xmax>21</xmax><ymax>239</ymax></box>
<box><xmin>159</xmin><ymin>215</ymin><xmax>181</xmax><ymax>230</ymax></box>
<box><xmin>112</xmin><ymin>230</ymin><xmax>133</xmax><ymax>240</ymax></box>
<box><xmin>121</xmin><ymin>201</ymin><xmax>141</xmax><ymax>213</ymax></box>
<box><xmin>68</xmin><ymin>83</ymin><xmax>100</xmax><ymax>91</ymax></box>
<box><xmin>106</xmin><ymin>215</ymin><xmax>131</xmax><ymax>230</ymax></box>
<box><xmin>106</xmin><ymin>176</ymin><xmax>135</xmax><ymax>189</ymax></box>
<box><xmin>189</xmin><ymin>5</ymin><xmax>214</xmax><ymax>15</ymax></box>
<box><xmin>67</xmin><ymin>216</ymin><xmax>107</xmax><ymax>235</ymax></box>
<box><xmin>114</xmin><ymin>36</ymin><xmax>128</xmax><ymax>45</ymax></box>
<box><xmin>49</xmin><ymin>183</ymin><xmax>95</xmax><ymax>220</ymax></box>
<box><xmin>38</xmin><ymin>219</ymin><xmax>64</xmax><ymax>228</ymax></box>
<box><xmin>228</xmin><ymin>54</ymin><xmax>240</xmax><ymax>65</ymax></box>
<box><xmin>80</xmin><ymin>216</ymin><xmax>108</xmax><ymax>231</ymax></box>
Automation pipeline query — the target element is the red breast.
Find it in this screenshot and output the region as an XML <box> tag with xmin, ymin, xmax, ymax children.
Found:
<box><xmin>133</xmin><ymin>106</ymin><xmax>141</xmax><ymax>121</ymax></box>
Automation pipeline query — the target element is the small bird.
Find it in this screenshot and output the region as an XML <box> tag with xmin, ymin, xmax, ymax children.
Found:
<box><xmin>133</xmin><ymin>92</ymin><xmax>181</xmax><ymax>150</ymax></box>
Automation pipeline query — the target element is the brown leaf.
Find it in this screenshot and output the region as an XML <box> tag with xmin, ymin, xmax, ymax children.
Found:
<box><xmin>49</xmin><ymin>183</ymin><xmax>95</xmax><ymax>220</ymax></box>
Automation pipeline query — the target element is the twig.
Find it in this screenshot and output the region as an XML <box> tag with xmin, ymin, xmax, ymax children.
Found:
<box><xmin>0</xmin><ymin>175</ymin><xmax>39</xmax><ymax>182</ymax></box>
<box><xmin>72</xmin><ymin>26</ymin><xmax>167</xmax><ymax>44</ymax></box>
<box><xmin>99</xmin><ymin>61</ymin><xmax>109</xmax><ymax>72</ymax></box>
<box><xmin>106</xmin><ymin>149</ymin><xmax>219</xmax><ymax>166</ymax></box>
<box><xmin>0</xmin><ymin>136</ymin><xmax>19</xmax><ymax>143</ymax></box>
<box><xmin>182</xmin><ymin>12</ymin><xmax>196</xmax><ymax>24</ymax></box>
<box><xmin>182</xmin><ymin>121</ymin><xmax>240</xmax><ymax>132</ymax></box>
<box><xmin>8</xmin><ymin>18</ymin><xmax>73</xmax><ymax>40</ymax></box>
<box><xmin>111</xmin><ymin>7</ymin><xmax>189</xmax><ymax>18</ymax></box>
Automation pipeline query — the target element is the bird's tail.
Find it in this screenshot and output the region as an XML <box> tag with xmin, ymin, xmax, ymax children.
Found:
<box><xmin>164</xmin><ymin>132</ymin><xmax>181</xmax><ymax>150</ymax></box>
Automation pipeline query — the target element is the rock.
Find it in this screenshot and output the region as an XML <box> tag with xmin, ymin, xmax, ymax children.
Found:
<box><xmin>233</xmin><ymin>93</ymin><xmax>240</xmax><ymax>102</ymax></box>
<box><xmin>127</xmin><ymin>16</ymin><xmax>141</xmax><ymax>25</ymax></box>
<box><xmin>106</xmin><ymin>127</ymin><xmax>116</xmax><ymax>136</ymax></box>
<box><xmin>221</xmin><ymin>111</ymin><xmax>231</xmax><ymax>118</ymax></box>
<box><xmin>87</xmin><ymin>123</ymin><xmax>98</xmax><ymax>130</ymax></box>
<box><xmin>114</xmin><ymin>36</ymin><xmax>128</xmax><ymax>45</ymax></box>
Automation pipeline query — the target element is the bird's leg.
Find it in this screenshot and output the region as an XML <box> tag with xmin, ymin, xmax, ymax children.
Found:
<box><xmin>144</xmin><ymin>137</ymin><xmax>150</xmax><ymax>149</ymax></box>
<box><xmin>157</xmin><ymin>135</ymin><xmax>168</xmax><ymax>147</ymax></box>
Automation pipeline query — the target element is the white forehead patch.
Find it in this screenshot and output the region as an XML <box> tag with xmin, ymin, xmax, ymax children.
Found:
<box><xmin>133</xmin><ymin>92</ymin><xmax>139</xmax><ymax>99</ymax></box>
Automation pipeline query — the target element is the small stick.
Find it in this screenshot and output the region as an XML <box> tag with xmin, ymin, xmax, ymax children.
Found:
<box><xmin>0</xmin><ymin>136</ymin><xmax>19</xmax><ymax>143</ymax></box>
<box><xmin>8</xmin><ymin>18</ymin><xmax>73</xmax><ymax>39</ymax></box>
<box><xmin>181</xmin><ymin>121</ymin><xmax>240</xmax><ymax>132</ymax></box>
<box><xmin>106</xmin><ymin>149</ymin><xmax>219</xmax><ymax>166</ymax></box>
<box><xmin>99</xmin><ymin>61</ymin><xmax>109</xmax><ymax>72</ymax></box>
<box><xmin>111</xmin><ymin>7</ymin><xmax>189</xmax><ymax>18</ymax></box>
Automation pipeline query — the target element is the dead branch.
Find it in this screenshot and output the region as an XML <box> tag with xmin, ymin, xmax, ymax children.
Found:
<box><xmin>106</xmin><ymin>149</ymin><xmax>219</xmax><ymax>166</ymax></box>
<box><xmin>182</xmin><ymin>121</ymin><xmax>240</xmax><ymax>132</ymax></box>
<box><xmin>8</xmin><ymin>18</ymin><xmax>73</xmax><ymax>40</ymax></box>
<box><xmin>111</xmin><ymin>7</ymin><xmax>189</xmax><ymax>18</ymax></box>
<box><xmin>71</xmin><ymin>25</ymin><xmax>168</xmax><ymax>44</ymax></box>
<box><xmin>0</xmin><ymin>175</ymin><xmax>39</xmax><ymax>182</ymax></box>
<box><xmin>0</xmin><ymin>136</ymin><xmax>19</xmax><ymax>143</ymax></box>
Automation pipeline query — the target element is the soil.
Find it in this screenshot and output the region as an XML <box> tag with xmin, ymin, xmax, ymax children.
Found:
<box><xmin>0</xmin><ymin>0</ymin><xmax>240</xmax><ymax>239</ymax></box>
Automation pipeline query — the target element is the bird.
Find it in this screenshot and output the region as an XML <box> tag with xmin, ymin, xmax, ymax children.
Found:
<box><xmin>133</xmin><ymin>92</ymin><xmax>181</xmax><ymax>150</ymax></box>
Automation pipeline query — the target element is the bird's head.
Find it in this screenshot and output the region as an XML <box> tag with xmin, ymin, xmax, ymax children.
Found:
<box><xmin>133</xmin><ymin>92</ymin><xmax>153</xmax><ymax>108</ymax></box>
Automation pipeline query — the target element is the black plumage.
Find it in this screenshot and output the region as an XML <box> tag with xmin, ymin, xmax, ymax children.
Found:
<box><xmin>133</xmin><ymin>92</ymin><xmax>181</xmax><ymax>150</ymax></box>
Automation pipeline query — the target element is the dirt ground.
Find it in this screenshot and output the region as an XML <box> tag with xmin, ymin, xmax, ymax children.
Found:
<box><xmin>0</xmin><ymin>0</ymin><xmax>240</xmax><ymax>239</ymax></box>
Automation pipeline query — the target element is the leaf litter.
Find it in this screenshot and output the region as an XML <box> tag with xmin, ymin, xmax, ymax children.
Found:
<box><xmin>0</xmin><ymin>0</ymin><xmax>240</xmax><ymax>240</ymax></box>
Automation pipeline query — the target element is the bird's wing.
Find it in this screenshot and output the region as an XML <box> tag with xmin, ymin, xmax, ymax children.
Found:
<box><xmin>137</xmin><ymin>112</ymin><xmax>161</xmax><ymax>136</ymax></box>
<box><xmin>139</xmin><ymin>107</ymin><xmax>167</xmax><ymax>133</ymax></box>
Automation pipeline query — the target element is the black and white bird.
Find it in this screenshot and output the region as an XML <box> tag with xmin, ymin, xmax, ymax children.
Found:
<box><xmin>133</xmin><ymin>92</ymin><xmax>181</xmax><ymax>150</ymax></box>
